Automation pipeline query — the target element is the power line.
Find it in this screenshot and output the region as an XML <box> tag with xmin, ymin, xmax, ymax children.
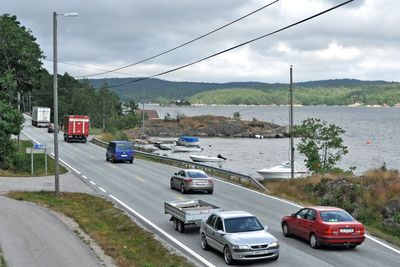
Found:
<box><xmin>104</xmin><ymin>0</ymin><xmax>354</xmax><ymax>89</ymax></box>
<box><xmin>76</xmin><ymin>0</ymin><xmax>280</xmax><ymax>78</ymax></box>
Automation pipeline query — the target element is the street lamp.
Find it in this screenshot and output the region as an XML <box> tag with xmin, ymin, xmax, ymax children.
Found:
<box><xmin>53</xmin><ymin>11</ymin><xmax>78</xmax><ymax>197</ymax></box>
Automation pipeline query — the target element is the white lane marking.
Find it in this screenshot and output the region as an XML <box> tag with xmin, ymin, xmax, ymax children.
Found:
<box><xmin>213</xmin><ymin>177</ymin><xmax>302</xmax><ymax>208</ymax></box>
<box><xmin>21</xmin><ymin>130</ymin><xmax>40</xmax><ymax>144</ymax></box>
<box><xmin>58</xmin><ymin>158</ymin><xmax>81</xmax><ymax>174</ymax></box>
<box><xmin>365</xmin><ymin>234</ymin><xmax>400</xmax><ymax>254</ymax></box>
<box><xmin>98</xmin><ymin>187</ymin><xmax>106</xmax><ymax>193</ymax></box>
<box><xmin>82</xmin><ymin>175</ymin><xmax>88</xmax><ymax>180</ymax></box>
<box><xmin>109</xmin><ymin>195</ymin><xmax>216</xmax><ymax>267</ymax></box>
<box><xmin>89</xmin><ymin>181</ymin><xmax>96</xmax><ymax>185</ymax></box>
<box><xmin>214</xmin><ymin>177</ymin><xmax>400</xmax><ymax>254</ymax></box>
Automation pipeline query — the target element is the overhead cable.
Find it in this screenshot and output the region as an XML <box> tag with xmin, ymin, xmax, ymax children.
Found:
<box><xmin>76</xmin><ymin>0</ymin><xmax>280</xmax><ymax>78</ymax></box>
<box><xmin>104</xmin><ymin>0</ymin><xmax>354</xmax><ymax>89</ymax></box>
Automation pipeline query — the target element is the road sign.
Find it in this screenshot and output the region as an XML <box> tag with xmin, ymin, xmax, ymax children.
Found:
<box><xmin>26</xmin><ymin>148</ymin><xmax>45</xmax><ymax>154</ymax></box>
<box><xmin>33</xmin><ymin>143</ymin><xmax>46</xmax><ymax>149</ymax></box>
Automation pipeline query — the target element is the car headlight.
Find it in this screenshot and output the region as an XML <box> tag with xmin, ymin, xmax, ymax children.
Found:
<box><xmin>232</xmin><ymin>245</ymin><xmax>251</xmax><ymax>252</ymax></box>
<box><xmin>268</xmin><ymin>241</ymin><xmax>279</xmax><ymax>248</ymax></box>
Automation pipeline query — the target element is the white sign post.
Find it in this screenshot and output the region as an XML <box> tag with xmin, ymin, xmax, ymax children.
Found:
<box><xmin>26</xmin><ymin>144</ymin><xmax>47</xmax><ymax>175</ymax></box>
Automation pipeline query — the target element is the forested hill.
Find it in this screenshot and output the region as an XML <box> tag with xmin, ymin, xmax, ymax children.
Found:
<box><xmin>86</xmin><ymin>77</ymin><xmax>399</xmax><ymax>106</ymax></box>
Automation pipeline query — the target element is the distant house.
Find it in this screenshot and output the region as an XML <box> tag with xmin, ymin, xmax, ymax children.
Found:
<box><xmin>136</xmin><ymin>109</ymin><xmax>159</xmax><ymax>120</ymax></box>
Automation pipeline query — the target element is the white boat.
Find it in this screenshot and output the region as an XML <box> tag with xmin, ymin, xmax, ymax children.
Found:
<box><xmin>189</xmin><ymin>155</ymin><xmax>222</xmax><ymax>162</ymax></box>
<box><xmin>172</xmin><ymin>146</ymin><xmax>202</xmax><ymax>153</ymax></box>
<box><xmin>257</xmin><ymin>161</ymin><xmax>309</xmax><ymax>179</ymax></box>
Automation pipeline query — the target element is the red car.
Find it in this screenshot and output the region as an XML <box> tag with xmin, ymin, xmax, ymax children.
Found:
<box><xmin>281</xmin><ymin>206</ymin><xmax>365</xmax><ymax>248</ymax></box>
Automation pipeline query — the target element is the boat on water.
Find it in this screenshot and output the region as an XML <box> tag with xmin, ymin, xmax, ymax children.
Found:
<box><xmin>256</xmin><ymin>161</ymin><xmax>309</xmax><ymax>179</ymax></box>
<box><xmin>153</xmin><ymin>142</ymin><xmax>173</xmax><ymax>150</ymax></box>
<box><xmin>172</xmin><ymin>146</ymin><xmax>202</xmax><ymax>153</ymax></box>
<box><xmin>176</xmin><ymin>136</ymin><xmax>200</xmax><ymax>147</ymax></box>
<box><xmin>189</xmin><ymin>155</ymin><xmax>225</xmax><ymax>162</ymax></box>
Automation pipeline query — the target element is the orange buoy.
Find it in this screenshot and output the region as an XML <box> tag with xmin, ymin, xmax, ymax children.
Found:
<box><xmin>367</xmin><ymin>140</ymin><xmax>371</xmax><ymax>144</ymax></box>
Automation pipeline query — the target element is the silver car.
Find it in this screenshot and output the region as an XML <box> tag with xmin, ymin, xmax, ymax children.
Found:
<box><xmin>200</xmin><ymin>211</ymin><xmax>279</xmax><ymax>265</ymax></box>
<box><xmin>170</xmin><ymin>169</ymin><xmax>214</xmax><ymax>194</ymax></box>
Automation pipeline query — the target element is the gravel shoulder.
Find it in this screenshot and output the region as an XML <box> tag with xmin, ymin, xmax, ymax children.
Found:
<box><xmin>0</xmin><ymin>173</ymin><xmax>115</xmax><ymax>267</ymax></box>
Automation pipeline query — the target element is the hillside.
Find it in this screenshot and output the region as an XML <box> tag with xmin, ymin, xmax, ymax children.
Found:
<box><xmin>86</xmin><ymin>78</ymin><xmax>400</xmax><ymax>106</ymax></box>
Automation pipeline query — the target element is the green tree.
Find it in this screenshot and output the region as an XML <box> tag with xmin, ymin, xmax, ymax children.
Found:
<box><xmin>295</xmin><ymin>118</ymin><xmax>348</xmax><ymax>173</ymax></box>
<box><xmin>233</xmin><ymin>111</ymin><xmax>241</xmax><ymax>120</ymax></box>
<box><xmin>0</xmin><ymin>101</ymin><xmax>24</xmax><ymax>168</ymax></box>
<box><xmin>0</xmin><ymin>14</ymin><xmax>43</xmax><ymax>104</ymax></box>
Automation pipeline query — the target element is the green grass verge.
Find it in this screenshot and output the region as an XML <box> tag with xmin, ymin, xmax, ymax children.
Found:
<box><xmin>7</xmin><ymin>191</ymin><xmax>194</xmax><ymax>267</ymax></box>
<box><xmin>0</xmin><ymin>251</ymin><xmax>6</xmax><ymax>267</ymax></box>
<box><xmin>0</xmin><ymin>140</ymin><xmax>68</xmax><ymax>177</ymax></box>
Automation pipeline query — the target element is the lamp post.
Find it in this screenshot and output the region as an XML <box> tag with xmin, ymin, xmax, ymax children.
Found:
<box><xmin>53</xmin><ymin>11</ymin><xmax>78</xmax><ymax>197</ymax></box>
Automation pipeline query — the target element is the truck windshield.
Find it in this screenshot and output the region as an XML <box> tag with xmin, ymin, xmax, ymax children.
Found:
<box><xmin>116</xmin><ymin>143</ymin><xmax>132</xmax><ymax>151</ymax></box>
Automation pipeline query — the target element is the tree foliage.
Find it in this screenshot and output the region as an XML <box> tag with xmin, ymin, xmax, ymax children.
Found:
<box><xmin>294</xmin><ymin>118</ymin><xmax>348</xmax><ymax>173</ymax></box>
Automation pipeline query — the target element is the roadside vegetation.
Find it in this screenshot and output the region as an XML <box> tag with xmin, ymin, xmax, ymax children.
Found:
<box><xmin>7</xmin><ymin>191</ymin><xmax>194</xmax><ymax>267</ymax></box>
<box><xmin>0</xmin><ymin>140</ymin><xmax>67</xmax><ymax>177</ymax></box>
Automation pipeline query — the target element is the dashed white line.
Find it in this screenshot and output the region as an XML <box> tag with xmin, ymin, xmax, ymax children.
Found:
<box><xmin>98</xmin><ymin>187</ymin><xmax>106</xmax><ymax>193</ymax></box>
<box><xmin>109</xmin><ymin>195</ymin><xmax>216</xmax><ymax>267</ymax></box>
<box><xmin>82</xmin><ymin>175</ymin><xmax>88</xmax><ymax>179</ymax></box>
<box><xmin>89</xmin><ymin>181</ymin><xmax>96</xmax><ymax>185</ymax></box>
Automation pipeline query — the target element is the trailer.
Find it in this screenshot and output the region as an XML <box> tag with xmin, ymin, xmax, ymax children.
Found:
<box><xmin>64</xmin><ymin>115</ymin><xmax>90</xmax><ymax>143</ymax></box>
<box><xmin>32</xmin><ymin>106</ymin><xmax>51</xmax><ymax>127</ymax></box>
<box><xmin>164</xmin><ymin>199</ymin><xmax>222</xmax><ymax>233</ymax></box>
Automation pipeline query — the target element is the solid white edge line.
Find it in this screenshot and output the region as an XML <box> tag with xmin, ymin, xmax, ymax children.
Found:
<box><xmin>365</xmin><ymin>234</ymin><xmax>400</xmax><ymax>254</ymax></box>
<box><xmin>213</xmin><ymin>177</ymin><xmax>400</xmax><ymax>254</ymax></box>
<box><xmin>108</xmin><ymin>195</ymin><xmax>216</xmax><ymax>267</ymax></box>
<box><xmin>89</xmin><ymin>181</ymin><xmax>96</xmax><ymax>185</ymax></box>
<box><xmin>21</xmin><ymin>130</ymin><xmax>40</xmax><ymax>144</ymax></box>
<box><xmin>98</xmin><ymin>187</ymin><xmax>106</xmax><ymax>193</ymax></box>
<box><xmin>58</xmin><ymin>158</ymin><xmax>81</xmax><ymax>174</ymax></box>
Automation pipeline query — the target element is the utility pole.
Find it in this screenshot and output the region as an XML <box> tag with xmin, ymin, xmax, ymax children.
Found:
<box><xmin>17</xmin><ymin>91</ymin><xmax>20</xmax><ymax>151</ymax></box>
<box><xmin>142</xmin><ymin>87</ymin><xmax>145</xmax><ymax>137</ymax></box>
<box><xmin>289</xmin><ymin>65</ymin><xmax>294</xmax><ymax>179</ymax></box>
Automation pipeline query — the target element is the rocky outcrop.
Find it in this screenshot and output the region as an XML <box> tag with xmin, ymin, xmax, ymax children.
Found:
<box><xmin>128</xmin><ymin>115</ymin><xmax>288</xmax><ymax>138</ymax></box>
<box><xmin>382</xmin><ymin>198</ymin><xmax>400</xmax><ymax>233</ymax></box>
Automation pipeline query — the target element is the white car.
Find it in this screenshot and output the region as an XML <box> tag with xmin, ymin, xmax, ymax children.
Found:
<box><xmin>200</xmin><ymin>211</ymin><xmax>279</xmax><ymax>265</ymax></box>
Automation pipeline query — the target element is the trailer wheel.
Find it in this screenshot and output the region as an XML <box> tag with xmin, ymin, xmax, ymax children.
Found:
<box><xmin>177</xmin><ymin>220</ymin><xmax>185</xmax><ymax>233</ymax></box>
<box><xmin>173</xmin><ymin>218</ymin><xmax>179</xmax><ymax>231</ymax></box>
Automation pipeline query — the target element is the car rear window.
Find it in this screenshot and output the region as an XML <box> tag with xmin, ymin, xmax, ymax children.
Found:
<box><xmin>187</xmin><ymin>171</ymin><xmax>208</xmax><ymax>178</ymax></box>
<box><xmin>116</xmin><ymin>143</ymin><xmax>133</xmax><ymax>151</ymax></box>
<box><xmin>224</xmin><ymin>216</ymin><xmax>263</xmax><ymax>233</ymax></box>
<box><xmin>320</xmin><ymin>210</ymin><xmax>354</xmax><ymax>222</ymax></box>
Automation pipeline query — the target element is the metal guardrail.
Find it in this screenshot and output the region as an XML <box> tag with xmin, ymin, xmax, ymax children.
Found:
<box><xmin>91</xmin><ymin>138</ymin><xmax>267</xmax><ymax>191</ymax></box>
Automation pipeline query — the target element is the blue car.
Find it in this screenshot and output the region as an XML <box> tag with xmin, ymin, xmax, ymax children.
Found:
<box><xmin>106</xmin><ymin>141</ymin><xmax>134</xmax><ymax>163</ymax></box>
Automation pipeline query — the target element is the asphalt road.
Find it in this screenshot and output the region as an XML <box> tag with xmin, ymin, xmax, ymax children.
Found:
<box><xmin>22</xmin><ymin>116</ymin><xmax>400</xmax><ymax>267</ymax></box>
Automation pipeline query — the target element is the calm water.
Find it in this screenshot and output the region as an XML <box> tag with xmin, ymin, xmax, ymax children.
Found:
<box><xmin>146</xmin><ymin>104</ymin><xmax>400</xmax><ymax>177</ymax></box>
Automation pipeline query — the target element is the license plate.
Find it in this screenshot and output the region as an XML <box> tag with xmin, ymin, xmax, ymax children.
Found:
<box><xmin>340</xmin><ymin>228</ymin><xmax>354</xmax><ymax>233</ymax></box>
<box><xmin>121</xmin><ymin>154</ymin><xmax>127</xmax><ymax>157</ymax></box>
<box><xmin>254</xmin><ymin>250</ymin><xmax>268</xmax><ymax>255</ymax></box>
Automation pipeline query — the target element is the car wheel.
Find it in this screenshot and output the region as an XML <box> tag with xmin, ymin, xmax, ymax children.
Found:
<box><xmin>129</xmin><ymin>160</ymin><xmax>133</xmax><ymax>164</ymax></box>
<box><xmin>180</xmin><ymin>183</ymin><xmax>186</xmax><ymax>194</ymax></box>
<box><xmin>177</xmin><ymin>220</ymin><xmax>185</xmax><ymax>233</ymax></box>
<box><xmin>282</xmin><ymin>222</ymin><xmax>291</xmax><ymax>237</ymax></box>
<box><xmin>207</xmin><ymin>190</ymin><xmax>213</xmax><ymax>194</ymax></box>
<box><xmin>106</xmin><ymin>156</ymin><xmax>109</xmax><ymax>162</ymax></box>
<box><xmin>170</xmin><ymin>179</ymin><xmax>174</xmax><ymax>190</ymax></box>
<box><xmin>173</xmin><ymin>218</ymin><xmax>179</xmax><ymax>231</ymax></box>
<box><xmin>348</xmin><ymin>244</ymin><xmax>357</xmax><ymax>249</ymax></box>
<box><xmin>271</xmin><ymin>254</ymin><xmax>279</xmax><ymax>261</ymax></box>
<box><xmin>310</xmin><ymin>233</ymin><xmax>320</xmax><ymax>249</ymax></box>
<box><xmin>111</xmin><ymin>156</ymin><xmax>115</xmax><ymax>163</ymax></box>
<box><xmin>223</xmin><ymin>245</ymin><xmax>234</xmax><ymax>265</ymax></box>
<box><xmin>201</xmin><ymin>234</ymin><xmax>209</xmax><ymax>250</ymax></box>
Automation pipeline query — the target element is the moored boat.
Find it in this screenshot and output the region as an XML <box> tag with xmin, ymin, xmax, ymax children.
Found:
<box><xmin>172</xmin><ymin>146</ymin><xmax>202</xmax><ymax>153</ymax></box>
<box><xmin>189</xmin><ymin>155</ymin><xmax>223</xmax><ymax>162</ymax></box>
<box><xmin>176</xmin><ymin>136</ymin><xmax>200</xmax><ymax>147</ymax></box>
<box><xmin>256</xmin><ymin>161</ymin><xmax>309</xmax><ymax>179</ymax></box>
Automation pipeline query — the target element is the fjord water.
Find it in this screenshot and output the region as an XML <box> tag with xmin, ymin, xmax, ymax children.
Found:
<box><xmin>150</xmin><ymin>105</ymin><xmax>399</xmax><ymax>177</ymax></box>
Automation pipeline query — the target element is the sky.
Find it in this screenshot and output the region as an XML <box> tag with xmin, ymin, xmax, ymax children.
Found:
<box><xmin>2</xmin><ymin>0</ymin><xmax>399</xmax><ymax>83</ymax></box>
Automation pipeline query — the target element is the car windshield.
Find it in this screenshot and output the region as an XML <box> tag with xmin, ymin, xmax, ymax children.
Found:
<box><xmin>320</xmin><ymin>210</ymin><xmax>354</xmax><ymax>222</ymax></box>
<box><xmin>187</xmin><ymin>171</ymin><xmax>208</xmax><ymax>178</ymax></box>
<box><xmin>116</xmin><ymin>143</ymin><xmax>132</xmax><ymax>151</ymax></box>
<box><xmin>224</xmin><ymin>216</ymin><xmax>264</xmax><ymax>233</ymax></box>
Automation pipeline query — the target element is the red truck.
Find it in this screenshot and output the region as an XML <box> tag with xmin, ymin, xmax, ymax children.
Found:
<box><xmin>63</xmin><ymin>115</ymin><xmax>90</xmax><ymax>143</ymax></box>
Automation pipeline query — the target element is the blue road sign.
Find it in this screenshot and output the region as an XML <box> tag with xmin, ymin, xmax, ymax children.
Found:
<box><xmin>33</xmin><ymin>144</ymin><xmax>46</xmax><ymax>149</ymax></box>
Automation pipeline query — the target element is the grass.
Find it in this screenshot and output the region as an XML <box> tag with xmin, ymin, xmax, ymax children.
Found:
<box><xmin>0</xmin><ymin>251</ymin><xmax>5</xmax><ymax>267</ymax></box>
<box><xmin>0</xmin><ymin>140</ymin><xmax>68</xmax><ymax>177</ymax></box>
<box><xmin>7</xmin><ymin>191</ymin><xmax>194</xmax><ymax>267</ymax></box>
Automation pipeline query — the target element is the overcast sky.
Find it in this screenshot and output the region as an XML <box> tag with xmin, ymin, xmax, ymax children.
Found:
<box><xmin>3</xmin><ymin>0</ymin><xmax>399</xmax><ymax>83</ymax></box>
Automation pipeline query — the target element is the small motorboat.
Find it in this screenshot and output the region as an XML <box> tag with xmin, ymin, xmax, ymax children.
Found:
<box><xmin>172</xmin><ymin>146</ymin><xmax>202</xmax><ymax>153</ymax></box>
<box><xmin>189</xmin><ymin>154</ymin><xmax>226</xmax><ymax>162</ymax></box>
<box><xmin>153</xmin><ymin>142</ymin><xmax>173</xmax><ymax>150</ymax></box>
<box><xmin>176</xmin><ymin>136</ymin><xmax>200</xmax><ymax>147</ymax></box>
<box><xmin>256</xmin><ymin>161</ymin><xmax>309</xmax><ymax>179</ymax></box>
